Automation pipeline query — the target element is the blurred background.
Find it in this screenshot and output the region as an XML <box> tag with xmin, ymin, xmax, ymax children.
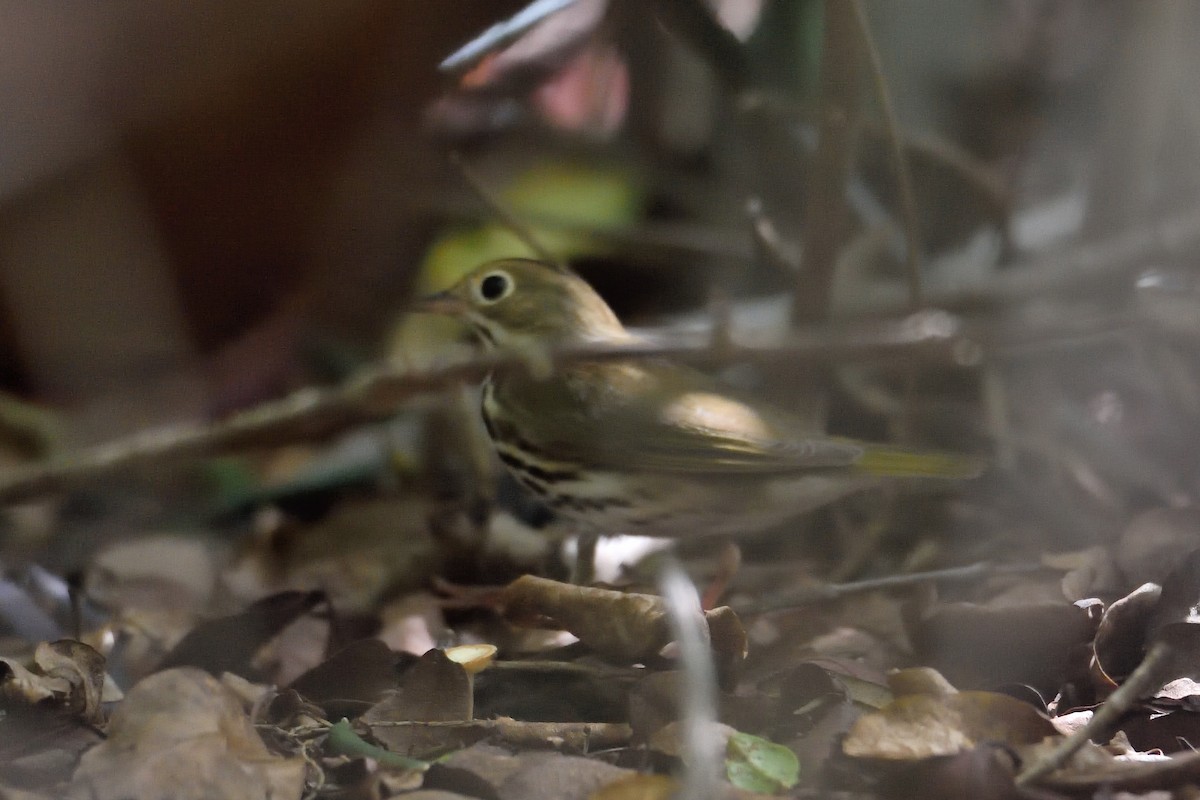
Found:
<box><xmin>1</xmin><ymin>0</ymin><xmax>1200</xmax><ymax>602</ymax></box>
<box><xmin>8</xmin><ymin>5</ymin><xmax>1200</xmax><ymax>794</ymax></box>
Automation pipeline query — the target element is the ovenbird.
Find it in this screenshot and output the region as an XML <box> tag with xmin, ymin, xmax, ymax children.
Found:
<box><xmin>418</xmin><ymin>259</ymin><xmax>980</xmax><ymax>541</ymax></box>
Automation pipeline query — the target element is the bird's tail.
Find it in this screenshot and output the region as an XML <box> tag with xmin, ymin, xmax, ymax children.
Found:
<box><xmin>855</xmin><ymin>446</ymin><xmax>986</xmax><ymax>479</ymax></box>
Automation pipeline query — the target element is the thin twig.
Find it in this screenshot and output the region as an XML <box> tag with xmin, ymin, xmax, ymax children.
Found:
<box><xmin>734</xmin><ymin>561</ymin><xmax>1043</xmax><ymax>615</ymax></box>
<box><xmin>1016</xmin><ymin>640</ymin><xmax>1173</xmax><ymax>787</ymax></box>
<box><xmin>0</xmin><ymin>314</ymin><xmax>972</xmax><ymax>505</ymax></box>
<box><xmin>449</xmin><ymin>151</ymin><xmax>568</xmax><ymax>270</ymax></box>
<box><xmin>850</xmin><ymin>0</ymin><xmax>923</xmax><ymax>308</ymax></box>
<box><xmin>795</xmin><ymin>0</ymin><xmax>864</xmax><ymax>325</ymax></box>
<box><xmin>365</xmin><ymin>718</ymin><xmax>632</xmax><ymax>752</ymax></box>
<box><xmin>850</xmin><ymin>0</ymin><xmax>926</xmax><ymax>447</ymax></box>
<box><xmin>415</xmin><ymin>192</ymin><xmax>1200</xmax><ymax>321</ymax></box>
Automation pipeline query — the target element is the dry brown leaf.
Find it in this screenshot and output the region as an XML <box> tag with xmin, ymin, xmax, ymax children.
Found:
<box><xmin>772</xmin><ymin>660</ymin><xmax>877</xmax><ymax>764</ymax></box>
<box><xmin>647</xmin><ymin>720</ymin><xmax>737</xmax><ymax>760</ymax></box>
<box><xmin>287</xmin><ymin>638</ymin><xmax>405</xmax><ymax>718</ymax></box>
<box><xmin>0</xmin><ymin>784</ymin><xmax>58</xmax><ymax>800</ymax></box>
<box><xmin>503</xmin><ymin>575</ymin><xmax>674</xmax><ymax>662</ymax></box>
<box><xmin>843</xmin><ymin>691</ymin><xmax>1058</xmax><ymax>760</ymax></box>
<box><xmin>422</xmin><ymin>743</ymin><xmax>524</xmax><ymax>796</ymax></box>
<box><xmin>156</xmin><ymin>589</ymin><xmax>324</xmax><ymax>678</ymax></box>
<box><xmin>1094</xmin><ymin>582</ymin><xmax>1162</xmax><ymax>683</ymax></box>
<box><xmin>911</xmin><ymin>600</ymin><xmax>1097</xmax><ymax>692</ymax></box>
<box><xmin>492</xmin><ymin>752</ymin><xmax>633</xmax><ymax>800</ymax></box>
<box><xmin>887</xmin><ymin>667</ymin><xmax>959</xmax><ymax>698</ymax></box>
<box><xmin>364</xmin><ymin>648</ymin><xmax>473</xmax><ymax>756</ymax></box>
<box><xmin>0</xmin><ymin>657</ymin><xmax>70</xmax><ymax>705</ymax></box>
<box><xmin>33</xmin><ymin>640</ymin><xmax>107</xmax><ymax>724</ymax></box>
<box><xmin>1</xmin><ymin>640</ymin><xmax>109</xmax><ymax>725</ymax></box>
<box><xmin>502</xmin><ymin>575</ymin><xmax>746</xmax><ymax>669</ymax></box>
<box><xmin>589</xmin><ymin>774</ymin><xmax>679</xmax><ymax>800</ymax></box>
<box><xmin>0</xmin><ymin>702</ymin><xmax>103</xmax><ymax>790</ymax></box>
<box><xmin>87</xmin><ymin>534</ymin><xmax>218</xmax><ymax>614</ymax></box>
<box><xmin>68</xmin><ymin>667</ymin><xmax>305</xmax><ymax>800</ymax></box>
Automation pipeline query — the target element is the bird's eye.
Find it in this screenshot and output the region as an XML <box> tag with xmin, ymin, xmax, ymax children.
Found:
<box><xmin>477</xmin><ymin>271</ymin><xmax>513</xmax><ymax>303</ymax></box>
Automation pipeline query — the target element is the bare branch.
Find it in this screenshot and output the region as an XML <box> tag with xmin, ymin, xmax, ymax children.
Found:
<box><xmin>449</xmin><ymin>151</ymin><xmax>567</xmax><ymax>270</ymax></box>
<box><xmin>0</xmin><ymin>312</ymin><xmax>972</xmax><ymax>505</ymax></box>
<box><xmin>851</xmin><ymin>0</ymin><xmax>923</xmax><ymax>309</ymax></box>
<box><xmin>795</xmin><ymin>0</ymin><xmax>865</xmax><ymax>325</ymax></box>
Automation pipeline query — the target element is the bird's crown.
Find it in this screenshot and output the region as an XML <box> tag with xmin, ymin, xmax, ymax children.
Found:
<box><xmin>418</xmin><ymin>259</ymin><xmax>629</xmax><ymax>348</ymax></box>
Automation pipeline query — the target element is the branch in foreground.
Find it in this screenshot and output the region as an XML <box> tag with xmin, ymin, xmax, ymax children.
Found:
<box><xmin>0</xmin><ymin>312</ymin><xmax>969</xmax><ymax>505</ymax></box>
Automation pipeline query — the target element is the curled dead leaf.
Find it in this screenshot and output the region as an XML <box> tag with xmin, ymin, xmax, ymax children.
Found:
<box><xmin>503</xmin><ymin>575</ymin><xmax>673</xmax><ymax>662</ymax></box>
<box><xmin>502</xmin><ymin>575</ymin><xmax>746</xmax><ymax>669</ymax></box>
<box><xmin>1</xmin><ymin>640</ymin><xmax>110</xmax><ymax>725</ymax></box>
<box><xmin>1093</xmin><ymin>582</ymin><xmax>1161</xmax><ymax>684</ymax></box>
<box><xmin>34</xmin><ymin>640</ymin><xmax>108</xmax><ymax>724</ymax></box>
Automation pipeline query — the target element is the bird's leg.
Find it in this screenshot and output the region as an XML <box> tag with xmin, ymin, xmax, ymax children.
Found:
<box><xmin>571</xmin><ymin>530</ymin><xmax>600</xmax><ymax>585</ymax></box>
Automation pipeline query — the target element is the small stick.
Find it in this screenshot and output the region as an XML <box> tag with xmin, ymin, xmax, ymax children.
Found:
<box><xmin>850</xmin><ymin>0</ymin><xmax>923</xmax><ymax>309</ymax></box>
<box><xmin>0</xmin><ymin>316</ymin><xmax>972</xmax><ymax>505</ymax></box>
<box><xmin>1016</xmin><ymin>641</ymin><xmax>1173</xmax><ymax>787</ymax></box>
<box><xmin>449</xmin><ymin>151</ymin><xmax>568</xmax><ymax>271</ymax></box>
<box><xmin>735</xmin><ymin>561</ymin><xmax>1042</xmax><ymax>615</ymax></box>
<box><xmin>850</xmin><ymin>0</ymin><xmax>925</xmax><ymax>445</ymax></box>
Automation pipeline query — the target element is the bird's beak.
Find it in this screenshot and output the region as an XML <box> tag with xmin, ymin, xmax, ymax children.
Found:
<box><xmin>411</xmin><ymin>290</ymin><xmax>467</xmax><ymax>316</ymax></box>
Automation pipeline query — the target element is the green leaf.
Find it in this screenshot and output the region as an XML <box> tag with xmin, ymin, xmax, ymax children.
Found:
<box><xmin>725</xmin><ymin>731</ymin><xmax>799</xmax><ymax>793</ymax></box>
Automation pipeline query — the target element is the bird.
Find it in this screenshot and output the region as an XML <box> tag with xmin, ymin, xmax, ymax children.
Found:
<box><xmin>416</xmin><ymin>258</ymin><xmax>981</xmax><ymax>547</ymax></box>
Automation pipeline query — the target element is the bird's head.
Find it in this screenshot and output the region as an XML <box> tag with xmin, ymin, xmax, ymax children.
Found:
<box><xmin>415</xmin><ymin>259</ymin><xmax>629</xmax><ymax>349</ymax></box>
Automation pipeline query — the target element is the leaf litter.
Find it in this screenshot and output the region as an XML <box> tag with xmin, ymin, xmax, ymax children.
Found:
<box><xmin>4</xmin><ymin>4</ymin><xmax>1200</xmax><ymax>800</ymax></box>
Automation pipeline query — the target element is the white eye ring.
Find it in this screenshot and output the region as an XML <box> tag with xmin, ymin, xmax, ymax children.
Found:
<box><xmin>475</xmin><ymin>270</ymin><xmax>514</xmax><ymax>304</ymax></box>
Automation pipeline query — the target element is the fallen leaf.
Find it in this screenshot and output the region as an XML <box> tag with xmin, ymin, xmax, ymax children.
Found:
<box><xmin>491</xmin><ymin>751</ymin><xmax>634</xmax><ymax>800</ymax></box>
<box><xmin>725</xmin><ymin>731</ymin><xmax>799</xmax><ymax>793</ymax></box>
<box><xmin>287</xmin><ymin>638</ymin><xmax>408</xmax><ymax>719</ymax></box>
<box><xmin>0</xmin><ymin>702</ymin><xmax>102</xmax><ymax>790</ymax></box>
<box><xmin>87</xmin><ymin>534</ymin><xmax>217</xmax><ymax>614</ymax></box>
<box><xmin>648</xmin><ymin>720</ymin><xmax>736</xmax><ymax>760</ymax></box>
<box><xmin>1094</xmin><ymin>582</ymin><xmax>1162</xmax><ymax>683</ymax></box>
<box><xmin>503</xmin><ymin>575</ymin><xmax>674</xmax><ymax>662</ymax></box>
<box><xmin>843</xmin><ymin>691</ymin><xmax>1058</xmax><ymax>760</ymax></box>
<box><xmin>887</xmin><ymin>667</ymin><xmax>958</xmax><ymax>698</ymax></box>
<box><xmin>589</xmin><ymin>774</ymin><xmax>678</xmax><ymax>800</ymax></box>
<box><xmin>911</xmin><ymin>600</ymin><xmax>1096</xmax><ymax>693</ymax></box>
<box><xmin>156</xmin><ymin>589</ymin><xmax>324</xmax><ymax>678</ymax></box>
<box><xmin>1</xmin><ymin>640</ymin><xmax>109</xmax><ymax>725</ymax></box>
<box><xmin>364</xmin><ymin>649</ymin><xmax>473</xmax><ymax>756</ymax></box>
<box><xmin>33</xmin><ymin>640</ymin><xmax>107</xmax><ymax>724</ymax></box>
<box><xmin>68</xmin><ymin>667</ymin><xmax>305</xmax><ymax>800</ymax></box>
<box><xmin>502</xmin><ymin>575</ymin><xmax>745</xmax><ymax>668</ymax></box>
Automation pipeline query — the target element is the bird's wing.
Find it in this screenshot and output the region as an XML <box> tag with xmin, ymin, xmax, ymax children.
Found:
<box><xmin>492</xmin><ymin>360</ymin><xmax>866</xmax><ymax>474</ymax></box>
